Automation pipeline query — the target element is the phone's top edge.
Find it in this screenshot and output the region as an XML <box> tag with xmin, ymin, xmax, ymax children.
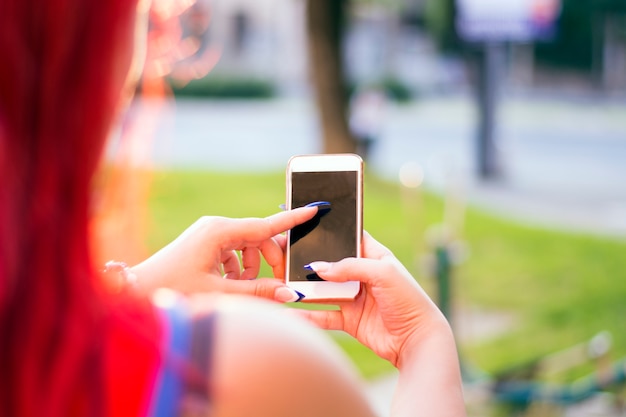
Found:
<box><xmin>287</xmin><ymin>153</ymin><xmax>362</xmax><ymax>161</ymax></box>
<box><xmin>287</xmin><ymin>153</ymin><xmax>363</xmax><ymax>172</ymax></box>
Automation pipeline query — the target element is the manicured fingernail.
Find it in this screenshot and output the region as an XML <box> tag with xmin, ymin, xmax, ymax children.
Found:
<box><xmin>278</xmin><ymin>203</ymin><xmax>286</xmax><ymax>211</ymax></box>
<box><xmin>305</xmin><ymin>201</ymin><xmax>331</xmax><ymax>216</ymax></box>
<box><xmin>305</xmin><ymin>201</ymin><xmax>330</xmax><ymax>208</ymax></box>
<box><xmin>304</xmin><ymin>262</ymin><xmax>331</xmax><ymax>273</ymax></box>
<box><xmin>274</xmin><ymin>287</ymin><xmax>306</xmax><ymax>303</ymax></box>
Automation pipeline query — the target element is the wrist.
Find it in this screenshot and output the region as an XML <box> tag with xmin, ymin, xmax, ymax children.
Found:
<box><xmin>127</xmin><ymin>261</ymin><xmax>162</xmax><ymax>295</ymax></box>
<box><xmin>396</xmin><ymin>314</ymin><xmax>455</xmax><ymax>371</ymax></box>
<box><xmin>392</xmin><ymin>315</ymin><xmax>465</xmax><ymax>417</ymax></box>
<box><xmin>102</xmin><ymin>260</ymin><xmax>139</xmax><ymax>292</ymax></box>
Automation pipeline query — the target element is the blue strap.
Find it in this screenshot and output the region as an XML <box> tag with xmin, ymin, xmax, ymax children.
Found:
<box><xmin>148</xmin><ymin>297</ymin><xmax>191</xmax><ymax>417</ymax></box>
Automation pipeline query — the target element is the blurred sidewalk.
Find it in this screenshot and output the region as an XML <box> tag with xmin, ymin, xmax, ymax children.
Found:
<box><xmin>150</xmin><ymin>92</ymin><xmax>626</xmax><ymax>238</ymax></box>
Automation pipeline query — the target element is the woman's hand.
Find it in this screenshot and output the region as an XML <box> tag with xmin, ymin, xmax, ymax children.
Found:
<box><xmin>296</xmin><ymin>232</ymin><xmax>451</xmax><ymax>367</ymax></box>
<box><xmin>297</xmin><ymin>232</ymin><xmax>465</xmax><ymax>417</ymax></box>
<box><xmin>130</xmin><ymin>206</ymin><xmax>318</xmax><ymax>302</ymax></box>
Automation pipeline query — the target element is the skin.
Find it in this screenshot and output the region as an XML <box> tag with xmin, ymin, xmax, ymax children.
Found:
<box><xmin>131</xmin><ymin>206</ymin><xmax>318</xmax><ymax>302</ymax></box>
<box><xmin>300</xmin><ymin>233</ymin><xmax>466</xmax><ymax>417</ymax></box>
<box><xmin>134</xmin><ymin>206</ymin><xmax>380</xmax><ymax>416</ymax></box>
<box><xmin>133</xmin><ymin>210</ymin><xmax>466</xmax><ymax>416</ymax></box>
<box><xmin>200</xmin><ymin>294</ymin><xmax>377</xmax><ymax>417</ymax></box>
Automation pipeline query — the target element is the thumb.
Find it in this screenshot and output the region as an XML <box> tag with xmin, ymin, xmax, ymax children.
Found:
<box><xmin>213</xmin><ymin>277</ymin><xmax>305</xmax><ymax>303</ymax></box>
<box><xmin>306</xmin><ymin>257</ymin><xmax>398</xmax><ymax>288</ymax></box>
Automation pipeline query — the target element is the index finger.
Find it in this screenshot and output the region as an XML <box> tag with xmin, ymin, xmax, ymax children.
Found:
<box><xmin>305</xmin><ymin>232</ymin><xmax>403</xmax><ymax>287</ymax></box>
<box><xmin>264</xmin><ymin>206</ymin><xmax>319</xmax><ymax>237</ymax></box>
<box><xmin>219</xmin><ymin>206</ymin><xmax>319</xmax><ymax>246</ymax></box>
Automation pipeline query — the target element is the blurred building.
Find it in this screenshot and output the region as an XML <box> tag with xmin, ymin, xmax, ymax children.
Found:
<box><xmin>201</xmin><ymin>0</ymin><xmax>309</xmax><ymax>94</ymax></box>
<box><xmin>187</xmin><ymin>0</ymin><xmax>625</xmax><ymax>96</ymax></box>
<box><xmin>191</xmin><ymin>0</ymin><xmax>461</xmax><ymax>96</ymax></box>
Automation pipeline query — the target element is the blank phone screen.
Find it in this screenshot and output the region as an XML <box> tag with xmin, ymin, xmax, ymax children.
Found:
<box><xmin>289</xmin><ymin>171</ymin><xmax>358</xmax><ymax>281</ymax></box>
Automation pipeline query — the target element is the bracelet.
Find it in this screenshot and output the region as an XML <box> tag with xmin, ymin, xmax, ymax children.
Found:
<box><xmin>103</xmin><ymin>260</ymin><xmax>138</xmax><ymax>289</ymax></box>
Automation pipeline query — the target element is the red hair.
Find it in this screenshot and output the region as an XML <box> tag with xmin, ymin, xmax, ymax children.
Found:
<box><xmin>0</xmin><ymin>0</ymin><xmax>139</xmax><ymax>416</ymax></box>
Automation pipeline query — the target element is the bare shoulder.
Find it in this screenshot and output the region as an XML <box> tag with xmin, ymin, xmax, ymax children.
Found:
<box><xmin>191</xmin><ymin>294</ymin><xmax>375</xmax><ymax>417</ymax></box>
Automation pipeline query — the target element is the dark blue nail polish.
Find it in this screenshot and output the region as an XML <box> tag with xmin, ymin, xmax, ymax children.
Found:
<box><xmin>318</xmin><ymin>206</ymin><xmax>331</xmax><ymax>217</ymax></box>
<box><xmin>295</xmin><ymin>290</ymin><xmax>306</xmax><ymax>302</ymax></box>
<box><xmin>303</xmin><ymin>264</ymin><xmax>313</xmax><ymax>271</ymax></box>
<box><xmin>305</xmin><ymin>201</ymin><xmax>331</xmax><ymax>217</ymax></box>
<box><xmin>305</xmin><ymin>201</ymin><xmax>331</xmax><ymax>208</ymax></box>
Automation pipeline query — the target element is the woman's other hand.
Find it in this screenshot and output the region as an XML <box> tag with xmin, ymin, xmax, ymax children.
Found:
<box><xmin>296</xmin><ymin>232</ymin><xmax>466</xmax><ymax>417</ymax></box>
<box><xmin>296</xmin><ymin>232</ymin><xmax>444</xmax><ymax>365</ymax></box>
<box><xmin>130</xmin><ymin>206</ymin><xmax>318</xmax><ymax>302</ymax></box>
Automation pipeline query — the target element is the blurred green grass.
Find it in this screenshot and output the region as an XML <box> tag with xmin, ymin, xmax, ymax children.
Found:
<box><xmin>146</xmin><ymin>169</ymin><xmax>626</xmax><ymax>380</ymax></box>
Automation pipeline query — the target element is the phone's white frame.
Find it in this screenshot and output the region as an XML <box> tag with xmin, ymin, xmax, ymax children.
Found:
<box><xmin>286</xmin><ymin>154</ymin><xmax>363</xmax><ymax>301</ymax></box>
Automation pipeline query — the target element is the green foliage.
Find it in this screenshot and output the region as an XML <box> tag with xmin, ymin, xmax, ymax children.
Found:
<box><xmin>536</xmin><ymin>0</ymin><xmax>626</xmax><ymax>71</ymax></box>
<box><xmin>351</xmin><ymin>0</ymin><xmax>405</xmax><ymax>13</ymax></box>
<box><xmin>380</xmin><ymin>76</ymin><xmax>414</xmax><ymax>103</ymax></box>
<box><xmin>349</xmin><ymin>77</ymin><xmax>415</xmax><ymax>104</ymax></box>
<box><xmin>145</xmin><ymin>169</ymin><xmax>626</xmax><ymax>381</ymax></box>
<box><xmin>535</xmin><ymin>0</ymin><xmax>595</xmax><ymax>71</ymax></box>
<box><xmin>168</xmin><ymin>76</ymin><xmax>275</xmax><ymax>99</ymax></box>
<box><xmin>420</xmin><ymin>0</ymin><xmax>626</xmax><ymax>72</ymax></box>
<box><xmin>423</xmin><ymin>0</ymin><xmax>460</xmax><ymax>52</ymax></box>
<box><xmin>594</xmin><ymin>0</ymin><xmax>626</xmax><ymax>13</ymax></box>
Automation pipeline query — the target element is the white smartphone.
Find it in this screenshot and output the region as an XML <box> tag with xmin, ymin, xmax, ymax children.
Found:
<box><xmin>285</xmin><ymin>154</ymin><xmax>363</xmax><ymax>301</ymax></box>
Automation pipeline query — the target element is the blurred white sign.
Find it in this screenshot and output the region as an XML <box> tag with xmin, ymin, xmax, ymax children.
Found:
<box><xmin>456</xmin><ymin>0</ymin><xmax>561</xmax><ymax>42</ymax></box>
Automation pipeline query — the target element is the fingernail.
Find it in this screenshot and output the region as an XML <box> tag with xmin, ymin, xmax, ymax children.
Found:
<box><xmin>305</xmin><ymin>201</ymin><xmax>330</xmax><ymax>208</ymax></box>
<box><xmin>304</xmin><ymin>262</ymin><xmax>331</xmax><ymax>273</ymax></box>
<box><xmin>278</xmin><ymin>203</ymin><xmax>286</xmax><ymax>211</ymax></box>
<box><xmin>274</xmin><ymin>287</ymin><xmax>306</xmax><ymax>303</ymax></box>
<box><xmin>305</xmin><ymin>201</ymin><xmax>331</xmax><ymax>216</ymax></box>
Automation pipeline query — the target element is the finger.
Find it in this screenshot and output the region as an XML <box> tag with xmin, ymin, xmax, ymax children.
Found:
<box><xmin>240</xmin><ymin>247</ymin><xmax>260</xmax><ymax>280</ymax></box>
<box><xmin>211</xmin><ymin>276</ymin><xmax>302</xmax><ymax>302</ymax></box>
<box><xmin>293</xmin><ymin>308</ymin><xmax>345</xmax><ymax>331</ymax></box>
<box><xmin>274</xmin><ymin>234</ymin><xmax>288</xmax><ymax>251</ymax></box>
<box><xmin>303</xmin><ymin>231</ymin><xmax>399</xmax><ymax>284</ymax></box>
<box><xmin>264</xmin><ymin>205</ymin><xmax>321</xmax><ymax>235</ymax></box>
<box><xmin>306</xmin><ymin>257</ymin><xmax>395</xmax><ymax>288</ymax></box>
<box><xmin>258</xmin><ymin>237</ymin><xmax>286</xmax><ymax>279</ymax></box>
<box><xmin>219</xmin><ymin>206</ymin><xmax>319</xmax><ymax>246</ymax></box>
<box><xmin>221</xmin><ymin>250</ymin><xmax>241</xmax><ymax>280</ymax></box>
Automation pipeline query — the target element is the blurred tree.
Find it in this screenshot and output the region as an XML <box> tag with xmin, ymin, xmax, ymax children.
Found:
<box><xmin>425</xmin><ymin>0</ymin><xmax>503</xmax><ymax>180</ymax></box>
<box><xmin>421</xmin><ymin>0</ymin><xmax>626</xmax><ymax>180</ymax></box>
<box><xmin>306</xmin><ymin>0</ymin><xmax>358</xmax><ymax>155</ymax></box>
<box><xmin>535</xmin><ymin>0</ymin><xmax>626</xmax><ymax>83</ymax></box>
<box><xmin>535</xmin><ymin>0</ymin><xmax>594</xmax><ymax>71</ymax></box>
<box><xmin>423</xmin><ymin>0</ymin><xmax>461</xmax><ymax>52</ymax></box>
<box><xmin>421</xmin><ymin>0</ymin><xmax>625</xmax><ymax>75</ymax></box>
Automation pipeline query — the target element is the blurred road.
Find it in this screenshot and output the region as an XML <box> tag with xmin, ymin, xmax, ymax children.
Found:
<box><xmin>150</xmin><ymin>92</ymin><xmax>626</xmax><ymax>237</ymax></box>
